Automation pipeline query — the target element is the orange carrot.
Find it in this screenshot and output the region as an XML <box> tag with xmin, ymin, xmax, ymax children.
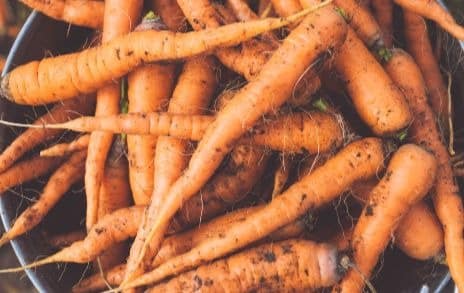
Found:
<box><xmin>48</xmin><ymin>230</ymin><xmax>86</xmax><ymax>249</ymax></box>
<box><xmin>147</xmin><ymin>240</ymin><xmax>344</xmax><ymax>292</ymax></box>
<box><xmin>384</xmin><ymin>49</ymin><xmax>464</xmax><ymax>291</ymax></box>
<box><xmin>117</xmin><ymin>138</ymin><xmax>385</xmax><ymax>290</ymax></box>
<box><xmin>395</xmin><ymin>0</ymin><xmax>464</xmax><ymax>40</ymax></box>
<box><xmin>127</xmin><ymin>62</ymin><xmax>176</xmax><ymax>205</ymax></box>
<box><xmin>40</xmin><ymin>135</ymin><xmax>90</xmax><ymax>157</ymax></box>
<box><xmin>19</xmin><ymin>0</ymin><xmax>104</xmax><ymax>29</ymax></box>
<box><xmin>351</xmin><ymin>179</ymin><xmax>444</xmax><ymax>260</ymax></box>
<box><xmin>0</xmin><ymin>155</ymin><xmax>63</xmax><ymax>194</ymax></box>
<box><xmin>371</xmin><ymin>0</ymin><xmax>394</xmax><ymax>47</ymax></box>
<box><xmin>0</xmin><ymin>56</ymin><xmax>5</xmax><ymax>72</ymax></box>
<box><xmin>0</xmin><ymin>9</ymin><xmax>316</xmax><ymax>105</ymax></box>
<box><xmin>151</xmin><ymin>0</ymin><xmax>189</xmax><ymax>32</ymax></box>
<box><xmin>0</xmin><ymin>95</ymin><xmax>93</xmax><ymax>173</ymax></box>
<box><xmin>335</xmin><ymin>144</ymin><xmax>437</xmax><ymax>292</ymax></box>
<box><xmin>85</xmin><ymin>0</ymin><xmax>142</xmax><ymax>231</ymax></box>
<box><xmin>403</xmin><ymin>10</ymin><xmax>449</xmax><ymax>129</ymax></box>
<box><xmin>0</xmin><ymin>151</ymin><xmax>86</xmax><ymax>247</ymax></box>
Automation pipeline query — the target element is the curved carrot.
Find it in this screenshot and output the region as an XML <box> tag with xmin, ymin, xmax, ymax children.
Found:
<box><xmin>148</xmin><ymin>240</ymin><xmax>343</xmax><ymax>292</ymax></box>
<box><xmin>0</xmin><ymin>95</ymin><xmax>94</xmax><ymax>173</ymax></box>
<box><xmin>335</xmin><ymin>144</ymin><xmax>437</xmax><ymax>292</ymax></box>
<box><xmin>403</xmin><ymin>10</ymin><xmax>449</xmax><ymax>129</ymax></box>
<box><xmin>19</xmin><ymin>0</ymin><xmax>104</xmax><ymax>29</ymax></box>
<box><xmin>40</xmin><ymin>135</ymin><xmax>90</xmax><ymax>157</ymax></box>
<box><xmin>0</xmin><ymin>151</ymin><xmax>86</xmax><ymax>248</ymax></box>
<box><xmin>395</xmin><ymin>0</ymin><xmax>464</xmax><ymax>40</ymax></box>
<box><xmin>371</xmin><ymin>0</ymin><xmax>394</xmax><ymax>47</ymax></box>
<box><xmin>127</xmin><ymin>62</ymin><xmax>176</xmax><ymax>205</ymax></box>
<box><xmin>118</xmin><ymin>138</ymin><xmax>385</xmax><ymax>290</ymax></box>
<box><xmin>85</xmin><ymin>0</ymin><xmax>142</xmax><ymax>231</ymax></box>
<box><xmin>1</xmin><ymin>9</ymin><xmax>316</xmax><ymax>105</ymax></box>
<box><xmin>384</xmin><ymin>49</ymin><xmax>464</xmax><ymax>291</ymax></box>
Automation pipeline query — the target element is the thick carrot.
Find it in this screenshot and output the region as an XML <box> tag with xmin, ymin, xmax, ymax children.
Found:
<box><xmin>271</xmin><ymin>0</ymin><xmax>302</xmax><ymax>17</ymax></box>
<box><xmin>48</xmin><ymin>230</ymin><xmax>86</xmax><ymax>249</ymax></box>
<box><xmin>15</xmin><ymin>111</ymin><xmax>344</xmax><ymax>154</ymax></box>
<box><xmin>395</xmin><ymin>0</ymin><xmax>464</xmax><ymax>40</ymax></box>
<box><xmin>371</xmin><ymin>0</ymin><xmax>393</xmax><ymax>47</ymax></box>
<box><xmin>124</xmin><ymin>56</ymin><xmax>218</xmax><ymax>282</ymax></box>
<box><xmin>0</xmin><ymin>9</ymin><xmax>318</xmax><ymax>105</ymax></box>
<box><xmin>85</xmin><ymin>0</ymin><xmax>142</xmax><ymax>231</ymax></box>
<box><xmin>127</xmin><ymin>62</ymin><xmax>176</xmax><ymax>205</ymax></box>
<box><xmin>151</xmin><ymin>0</ymin><xmax>188</xmax><ymax>32</ymax></box>
<box><xmin>0</xmin><ymin>95</ymin><xmax>93</xmax><ymax>173</ymax></box>
<box><xmin>148</xmin><ymin>240</ymin><xmax>343</xmax><ymax>292</ymax></box>
<box><xmin>351</xmin><ymin>179</ymin><xmax>444</xmax><ymax>260</ymax></box>
<box><xmin>384</xmin><ymin>49</ymin><xmax>464</xmax><ymax>291</ymax></box>
<box><xmin>96</xmin><ymin>137</ymin><xmax>133</xmax><ymax>270</ymax></box>
<box><xmin>403</xmin><ymin>10</ymin><xmax>449</xmax><ymax>129</ymax></box>
<box><xmin>19</xmin><ymin>0</ymin><xmax>103</xmax><ymax>29</ymax></box>
<box><xmin>0</xmin><ymin>151</ymin><xmax>86</xmax><ymax>247</ymax></box>
<box><xmin>117</xmin><ymin>138</ymin><xmax>385</xmax><ymax>290</ymax></box>
<box><xmin>0</xmin><ymin>155</ymin><xmax>63</xmax><ymax>194</ymax></box>
<box><xmin>40</xmin><ymin>135</ymin><xmax>90</xmax><ymax>157</ymax></box>
<box><xmin>335</xmin><ymin>144</ymin><xmax>437</xmax><ymax>292</ymax></box>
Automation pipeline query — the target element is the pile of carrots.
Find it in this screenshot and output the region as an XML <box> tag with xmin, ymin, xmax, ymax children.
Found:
<box><xmin>0</xmin><ymin>0</ymin><xmax>463</xmax><ymax>292</ymax></box>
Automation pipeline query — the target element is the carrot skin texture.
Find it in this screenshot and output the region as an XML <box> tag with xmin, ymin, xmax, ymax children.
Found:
<box><xmin>403</xmin><ymin>11</ymin><xmax>449</xmax><ymax>127</ymax></box>
<box><xmin>48</xmin><ymin>230</ymin><xmax>86</xmax><ymax>249</ymax></box>
<box><xmin>371</xmin><ymin>0</ymin><xmax>394</xmax><ymax>47</ymax></box>
<box><xmin>151</xmin><ymin>0</ymin><xmax>188</xmax><ymax>32</ymax></box>
<box><xmin>40</xmin><ymin>135</ymin><xmax>90</xmax><ymax>157</ymax></box>
<box><xmin>1</xmin><ymin>13</ymin><xmax>313</xmax><ymax>105</ymax></box>
<box><xmin>0</xmin><ymin>151</ymin><xmax>86</xmax><ymax>246</ymax></box>
<box><xmin>384</xmin><ymin>49</ymin><xmax>464</xmax><ymax>291</ymax></box>
<box><xmin>148</xmin><ymin>240</ymin><xmax>341</xmax><ymax>292</ymax></box>
<box><xmin>336</xmin><ymin>144</ymin><xmax>437</xmax><ymax>292</ymax></box>
<box><xmin>120</xmin><ymin>138</ymin><xmax>385</xmax><ymax>289</ymax></box>
<box><xmin>127</xmin><ymin>63</ymin><xmax>176</xmax><ymax>205</ymax></box>
<box><xmin>0</xmin><ymin>95</ymin><xmax>94</xmax><ymax>172</ymax></box>
<box><xmin>19</xmin><ymin>0</ymin><xmax>104</xmax><ymax>29</ymax></box>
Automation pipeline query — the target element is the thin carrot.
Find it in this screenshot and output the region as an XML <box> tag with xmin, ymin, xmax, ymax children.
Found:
<box><xmin>403</xmin><ymin>10</ymin><xmax>449</xmax><ymax>129</ymax></box>
<box><xmin>116</xmin><ymin>138</ymin><xmax>385</xmax><ymax>290</ymax></box>
<box><xmin>351</xmin><ymin>179</ymin><xmax>444</xmax><ymax>260</ymax></box>
<box><xmin>48</xmin><ymin>230</ymin><xmax>86</xmax><ymax>249</ymax></box>
<box><xmin>147</xmin><ymin>240</ymin><xmax>344</xmax><ymax>292</ymax></box>
<box><xmin>394</xmin><ymin>0</ymin><xmax>464</xmax><ymax>40</ymax></box>
<box><xmin>7</xmin><ymin>111</ymin><xmax>344</xmax><ymax>154</ymax></box>
<box><xmin>384</xmin><ymin>49</ymin><xmax>464</xmax><ymax>291</ymax></box>
<box><xmin>0</xmin><ymin>151</ymin><xmax>86</xmax><ymax>248</ymax></box>
<box><xmin>85</xmin><ymin>0</ymin><xmax>142</xmax><ymax>231</ymax></box>
<box><xmin>0</xmin><ymin>56</ymin><xmax>5</xmax><ymax>72</ymax></box>
<box><xmin>225</xmin><ymin>0</ymin><xmax>260</xmax><ymax>22</ymax></box>
<box><xmin>0</xmin><ymin>95</ymin><xmax>94</xmax><ymax>173</ymax></box>
<box><xmin>124</xmin><ymin>56</ymin><xmax>218</xmax><ymax>282</ymax></box>
<box><xmin>371</xmin><ymin>0</ymin><xmax>394</xmax><ymax>47</ymax></box>
<box><xmin>151</xmin><ymin>0</ymin><xmax>189</xmax><ymax>32</ymax></box>
<box><xmin>271</xmin><ymin>155</ymin><xmax>295</xmax><ymax>198</ymax></box>
<box><xmin>335</xmin><ymin>144</ymin><xmax>437</xmax><ymax>292</ymax></box>
<box><xmin>40</xmin><ymin>135</ymin><xmax>90</xmax><ymax>157</ymax></box>
<box><xmin>19</xmin><ymin>0</ymin><xmax>104</xmax><ymax>29</ymax></box>
<box><xmin>0</xmin><ymin>8</ymin><xmax>318</xmax><ymax>105</ymax></box>
<box><xmin>0</xmin><ymin>155</ymin><xmax>63</xmax><ymax>194</ymax></box>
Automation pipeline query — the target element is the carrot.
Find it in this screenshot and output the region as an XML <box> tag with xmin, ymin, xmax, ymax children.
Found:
<box><xmin>271</xmin><ymin>155</ymin><xmax>295</xmax><ymax>198</ymax></box>
<box><xmin>48</xmin><ymin>230</ymin><xmax>86</xmax><ymax>249</ymax></box>
<box><xmin>84</xmin><ymin>0</ymin><xmax>142</xmax><ymax>232</ymax></box>
<box><xmin>0</xmin><ymin>95</ymin><xmax>94</xmax><ymax>173</ymax></box>
<box><xmin>127</xmin><ymin>62</ymin><xmax>176</xmax><ymax>205</ymax></box>
<box><xmin>271</xmin><ymin>0</ymin><xmax>302</xmax><ymax>17</ymax></box>
<box><xmin>12</xmin><ymin>111</ymin><xmax>344</xmax><ymax>154</ymax></box>
<box><xmin>168</xmin><ymin>145</ymin><xmax>271</xmax><ymax>232</ymax></box>
<box><xmin>0</xmin><ymin>56</ymin><xmax>5</xmax><ymax>72</ymax></box>
<box><xmin>384</xmin><ymin>49</ymin><xmax>464</xmax><ymax>291</ymax></box>
<box><xmin>95</xmin><ymin>137</ymin><xmax>133</xmax><ymax>270</ymax></box>
<box><xmin>116</xmin><ymin>138</ymin><xmax>385</xmax><ymax>290</ymax></box>
<box><xmin>151</xmin><ymin>0</ymin><xmax>189</xmax><ymax>32</ymax></box>
<box><xmin>0</xmin><ymin>8</ymin><xmax>318</xmax><ymax>106</ymax></box>
<box><xmin>394</xmin><ymin>0</ymin><xmax>464</xmax><ymax>40</ymax></box>
<box><xmin>19</xmin><ymin>0</ymin><xmax>104</xmax><ymax>29</ymax></box>
<box><xmin>335</xmin><ymin>144</ymin><xmax>437</xmax><ymax>292</ymax></box>
<box><xmin>0</xmin><ymin>155</ymin><xmax>63</xmax><ymax>194</ymax></box>
<box><xmin>124</xmin><ymin>56</ymin><xmax>218</xmax><ymax>282</ymax></box>
<box><xmin>403</xmin><ymin>10</ymin><xmax>449</xmax><ymax>130</ymax></box>
<box><xmin>147</xmin><ymin>240</ymin><xmax>344</xmax><ymax>292</ymax></box>
<box><xmin>40</xmin><ymin>135</ymin><xmax>90</xmax><ymax>157</ymax></box>
<box><xmin>225</xmin><ymin>0</ymin><xmax>260</xmax><ymax>22</ymax></box>
<box><xmin>0</xmin><ymin>150</ymin><xmax>86</xmax><ymax>248</ymax></box>
<box><xmin>371</xmin><ymin>0</ymin><xmax>393</xmax><ymax>47</ymax></box>
<box><xmin>0</xmin><ymin>0</ymin><xmax>12</xmax><ymax>28</ymax></box>
<box><xmin>351</xmin><ymin>179</ymin><xmax>444</xmax><ymax>260</ymax></box>
<box><xmin>73</xmin><ymin>220</ymin><xmax>309</xmax><ymax>293</ymax></box>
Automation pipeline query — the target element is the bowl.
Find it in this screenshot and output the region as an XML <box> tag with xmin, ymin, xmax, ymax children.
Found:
<box><xmin>0</xmin><ymin>7</ymin><xmax>461</xmax><ymax>293</ymax></box>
